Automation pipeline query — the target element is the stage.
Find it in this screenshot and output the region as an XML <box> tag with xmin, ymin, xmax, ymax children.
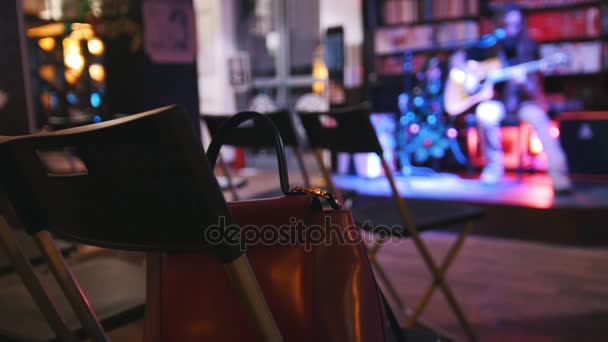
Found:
<box><xmin>333</xmin><ymin>172</ymin><xmax>608</xmax><ymax>246</ymax></box>
<box><xmin>333</xmin><ymin>172</ymin><xmax>608</xmax><ymax>210</ymax></box>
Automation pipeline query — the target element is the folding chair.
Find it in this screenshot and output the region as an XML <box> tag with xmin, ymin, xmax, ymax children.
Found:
<box><xmin>0</xmin><ymin>215</ymin><xmax>76</xmax><ymax>341</ymax></box>
<box><xmin>0</xmin><ymin>136</ymin><xmax>146</xmax><ymax>341</ymax></box>
<box><xmin>298</xmin><ymin>104</ymin><xmax>483</xmax><ymax>341</ymax></box>
<box><xmin>202</xmin><ymin>110</ymin><xmax>312</xmax><ymax>188</ymax></box>
<box><xmin>0</xmin><ymin>227</ymin><xmax>75</xmax><ymax>276</ymax></box>
<box><xmin>0</xmin><ymin>106</ymin><xmax>282</xmax><ymax>341</ymax></box>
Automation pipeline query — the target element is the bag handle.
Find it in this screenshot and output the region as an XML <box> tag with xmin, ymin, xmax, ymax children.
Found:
<box><xmin>206</xmin><ymin>111</ymin><xmax>291</xmax><ymax>195</ymax></box>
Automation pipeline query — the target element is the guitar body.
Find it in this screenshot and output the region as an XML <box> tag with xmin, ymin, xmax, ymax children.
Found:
<box><xmin>444</xmin><ymin>58</ymin><xmax>503</xmax><ymax>116</ymax></box>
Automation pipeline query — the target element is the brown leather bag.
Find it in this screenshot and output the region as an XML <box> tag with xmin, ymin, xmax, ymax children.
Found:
<box><xmin>144</xmin><ymin>112</ymin><xmax>399</xmax><ymax>341</ymax></box>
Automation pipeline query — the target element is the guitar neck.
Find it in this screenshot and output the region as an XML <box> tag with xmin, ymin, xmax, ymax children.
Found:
<box><xmin>488</xmin><ymin>59</ymin><xmax>543</xmax><ymax>84</ymax></box>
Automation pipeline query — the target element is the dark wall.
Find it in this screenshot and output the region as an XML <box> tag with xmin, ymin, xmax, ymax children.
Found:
<box><xmin>104</xmin><ymin>0</ymin><xmax>201</xmax><ymax>140</ymax></box>
<box><xmin>0</xmin><ymin>1</ymin><xmax>32</xmax><ymax>135</ymax></box>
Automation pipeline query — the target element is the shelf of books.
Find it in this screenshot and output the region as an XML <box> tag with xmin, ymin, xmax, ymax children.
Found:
<box><xmin>371</xmin><ymin>0</ymin><xmax>607</xmax><ymax>109</ymax></box>
<box><xmin>375</xmin><ymin>0</ymin><xmax>480</xmax><ymax>76</ymax></box>
<box><xmin>489</xmin><ymin>0</ymin><xmax>599</xmax><ymax>11</ymax></box>
<box><xmin>481</xmin><ymin>1</ymin><xmax>605</xmax><ymax>76</ymax></box>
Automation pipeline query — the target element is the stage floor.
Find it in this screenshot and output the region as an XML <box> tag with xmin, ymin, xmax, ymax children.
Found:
<box><xmin>332</xmin><ymin>172</ymin><xmax>608</xmax><ymax>210</ymax></box>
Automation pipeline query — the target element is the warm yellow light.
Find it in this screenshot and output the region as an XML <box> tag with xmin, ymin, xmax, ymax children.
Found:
<box><xmin>530</xmin><ymin>134</ymin><xmax>543</xmax><ymax>155</ymax></box>
<box><xmin>38</xmin><ymin>64</ymin><xmax>56</xmax><ymax>83</ymax></box>
<box><xmin>89</xmin><ymin>64</ymin><xmax>105</xmax><ymax>82</ymax></box>
<box><xmin>71</xmin><ymin>23</ymin><xmax>92</xmax><ymax>31</ymax></box>
<box><xmin>71</xmin><ymin>27</ymin><xmax>94</xmax><ymax>40</ymax></box>
<box><xmin>313</xmin><ymin>81</ymin><xmax>325</xmax><ymax>95</ymax></box>
<box><xmin>40</xmin><ymin>91</ymin><xmax>52</xmax><ymax>110</ymax></box>
<box><xmin>65</xmin><ymin>69</ymin><xmax>79</xmax><ymax>84</ymax></box>
<box><xmin>313</xmin><ymin>64</ymin><xmax>328</xmax><ymax>80</ymax></box>
<box><xmin>65</xmin><ymin>53</ymin><xmax>85</xmax><ymax>71</ymax></box>
<box><xmin>27</xmin><ymin>23</ymin><xmax>65</xmax><ymax>38</ymax></box>
<box><xmin>63</xmin><ymin>37</ymin><xmax>85</xmax><ymax>72</ymax></box>
<box><xmin>87</xmin><ymin>38</ymin><xmax>104</xmax><ymax>55</ymax></box>
<box><xmin>69</xmin><ymin>23</ymin><xmax>94</xmax><ymax>41</ymax></box>
<box><xmin>38</xmin><ymin>37</ymin><xmax>56</xmax><ymax>51</ymax></box>
<box><xmin>63</xmin><ymin>37</ymin><xmax>79</xmax><ymax>54</ymax></box>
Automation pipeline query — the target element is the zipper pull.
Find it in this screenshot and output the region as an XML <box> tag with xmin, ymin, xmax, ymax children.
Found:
<box><xmin>291</xmin><ymin>186</ymin><xmax>341</xmax><ymax>210</ymax></box>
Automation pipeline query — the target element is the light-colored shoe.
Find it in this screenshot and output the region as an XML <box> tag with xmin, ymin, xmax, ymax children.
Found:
<box><xmin>480</xmin><ymin>163</ymin><xmax>504</xmax><ymax>184</ymax></box>
<box><xmin>550</xmin><ymin>171</ymin><xmax>573</xmax><ymax>194</ymax></box>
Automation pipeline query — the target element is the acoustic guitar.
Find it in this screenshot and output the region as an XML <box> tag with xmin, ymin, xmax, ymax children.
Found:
<box><xmin>444</xmin><ymin>52</ymin><xmax>568</xmax><ymax>116</ymax></box>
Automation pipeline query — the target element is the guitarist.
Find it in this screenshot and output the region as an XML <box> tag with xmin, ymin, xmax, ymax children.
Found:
<box><xmin>465</xmin><ymin>4</ymin><xmax>572</xmax><ymax>193</ymax></box>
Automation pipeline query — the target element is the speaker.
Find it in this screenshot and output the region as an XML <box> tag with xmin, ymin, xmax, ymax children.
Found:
<box><xmin>559</xmin><ymin>112</ymin><xmax>608</xmax><ymax>175</ymax></box>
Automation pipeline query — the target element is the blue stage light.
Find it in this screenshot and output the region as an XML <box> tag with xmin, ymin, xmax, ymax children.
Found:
<box><xmin>90</xmin><ymin>93</ymin><xmax>101</xmax><ymax>108</ymax></box>
<box><xmin>66</xmin><ymin>92</ymin><xmax>78</xmax><ymax>105</ymax></box>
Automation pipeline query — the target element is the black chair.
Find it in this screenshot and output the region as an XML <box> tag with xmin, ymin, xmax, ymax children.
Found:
<box><xmin>202</xmin><ymin>110</ymin><xmax>312</xmax><ymax>190</ymax></box>
<box><xmin>298</xmin><ymin>103</ymin><xmax>484</xmax><ymax>341</ymax></box>
<box><xmin>0</xmin><ymin>137</ymin><xmax>146</xmax><ymax>342</ymax></box>
<box><xmin>0</xmin><ymin>106</ymin><xmax>282</xmax><ymax>341</ymax></box>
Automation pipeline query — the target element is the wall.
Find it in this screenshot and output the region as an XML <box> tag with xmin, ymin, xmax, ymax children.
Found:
<box><xmin>0</xmin><ymin>0</ymin><xmax>34</xmax><ymax>134</ymax></box>
<box><xmin>194</xmin><ymin>0</ymin><xmax>237</xmax><ymax>116</ymax></box>
<box><xmin>194</xmin><ymin>0</ymin><xmax>238</xmax><ymax>150</ymax></box>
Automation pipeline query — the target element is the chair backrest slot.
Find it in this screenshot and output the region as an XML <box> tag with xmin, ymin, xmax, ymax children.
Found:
<box><xmin>36</xmin><ymin>147</ymin><xmax>89</xmax><ymax>177</ymax></box>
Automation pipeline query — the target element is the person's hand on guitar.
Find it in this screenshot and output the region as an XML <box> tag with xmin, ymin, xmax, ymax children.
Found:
<box><xmin>511</xmin><ymin>66</ymin><xmax>527</xmax><ymax>84</ymax></box>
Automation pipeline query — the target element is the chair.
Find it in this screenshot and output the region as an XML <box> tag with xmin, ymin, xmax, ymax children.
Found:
<box><xmin>298</xmin><ymin>103</ymin><xmax>484</xmax><ymax>341</ymax></box>
<box><xmin>248</xmin><ymin>94</ymin><xmax>279</xmax><ymax>113</ymax></box>
<box><xmin>0</xmin><ymin>138</ymin><xmax>146</xmax><ymax>341</ymax></box>
<box><xmin>0</xmin><ymin>224</ymin><xmax>75</xmax><ymax>276</ymax></box>
<box><xmin>0</xmin><ymin>106</ymin><xmax>282</xmax><ymax>341</ymax></box>
<box><xmin>202</xmin><ymin>110</ymin><xmax>312</xmax><ymax>188</ymax></box>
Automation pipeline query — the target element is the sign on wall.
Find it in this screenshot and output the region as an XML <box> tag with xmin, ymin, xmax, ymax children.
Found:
<box><xmin>143</xmin><ymin>0</ymin><xmax>196</xmax><ymax>64</ymax></box>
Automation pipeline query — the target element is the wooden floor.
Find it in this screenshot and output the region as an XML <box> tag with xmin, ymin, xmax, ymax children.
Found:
<box><xmin>376</xmin><ymin>232</ymin><xmax>608</xmax><ymax>342</ymax></box>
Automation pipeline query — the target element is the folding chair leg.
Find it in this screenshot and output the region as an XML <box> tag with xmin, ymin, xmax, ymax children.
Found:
<box><xmin>223</xmin><ymin>254</ymin><xmax>283</xmax><ymax>342</ymax></box>
<box><xmin>293</xmin><ymin>147</ymin><xmax>311</xmax><ymax>187</ymax></box>
<box><xmin>34</xmin><ymin>231</ymin><xmax>108</xmax><ymax>342</ymax></box>
<box><xmin>405</xmin><ymin>221</ymin><xmax>474</xmax><ymax>327</ymax></box>
<box><xmin>312</xmin><ymin>148</ymin><xmax>337</xmax><ymax>193</ymax></box>
<box><xmin>368</xmin><ymin>248</ymin><xmax>406</xmax><ymax>312</ymax></box>
<box><xmin>0</xmin><ymin>217</ymin><xmax>77</xmax><ymax>342</ymax></box>
<box><xmin>219</xmin><ymin>155</ymin><xmax>240</xmax><ymax>201</ymax></box>
<box><xmin>379</xmin><ymin>156</ymin><xmax>477</xmax><ymax>342</ymax></box>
